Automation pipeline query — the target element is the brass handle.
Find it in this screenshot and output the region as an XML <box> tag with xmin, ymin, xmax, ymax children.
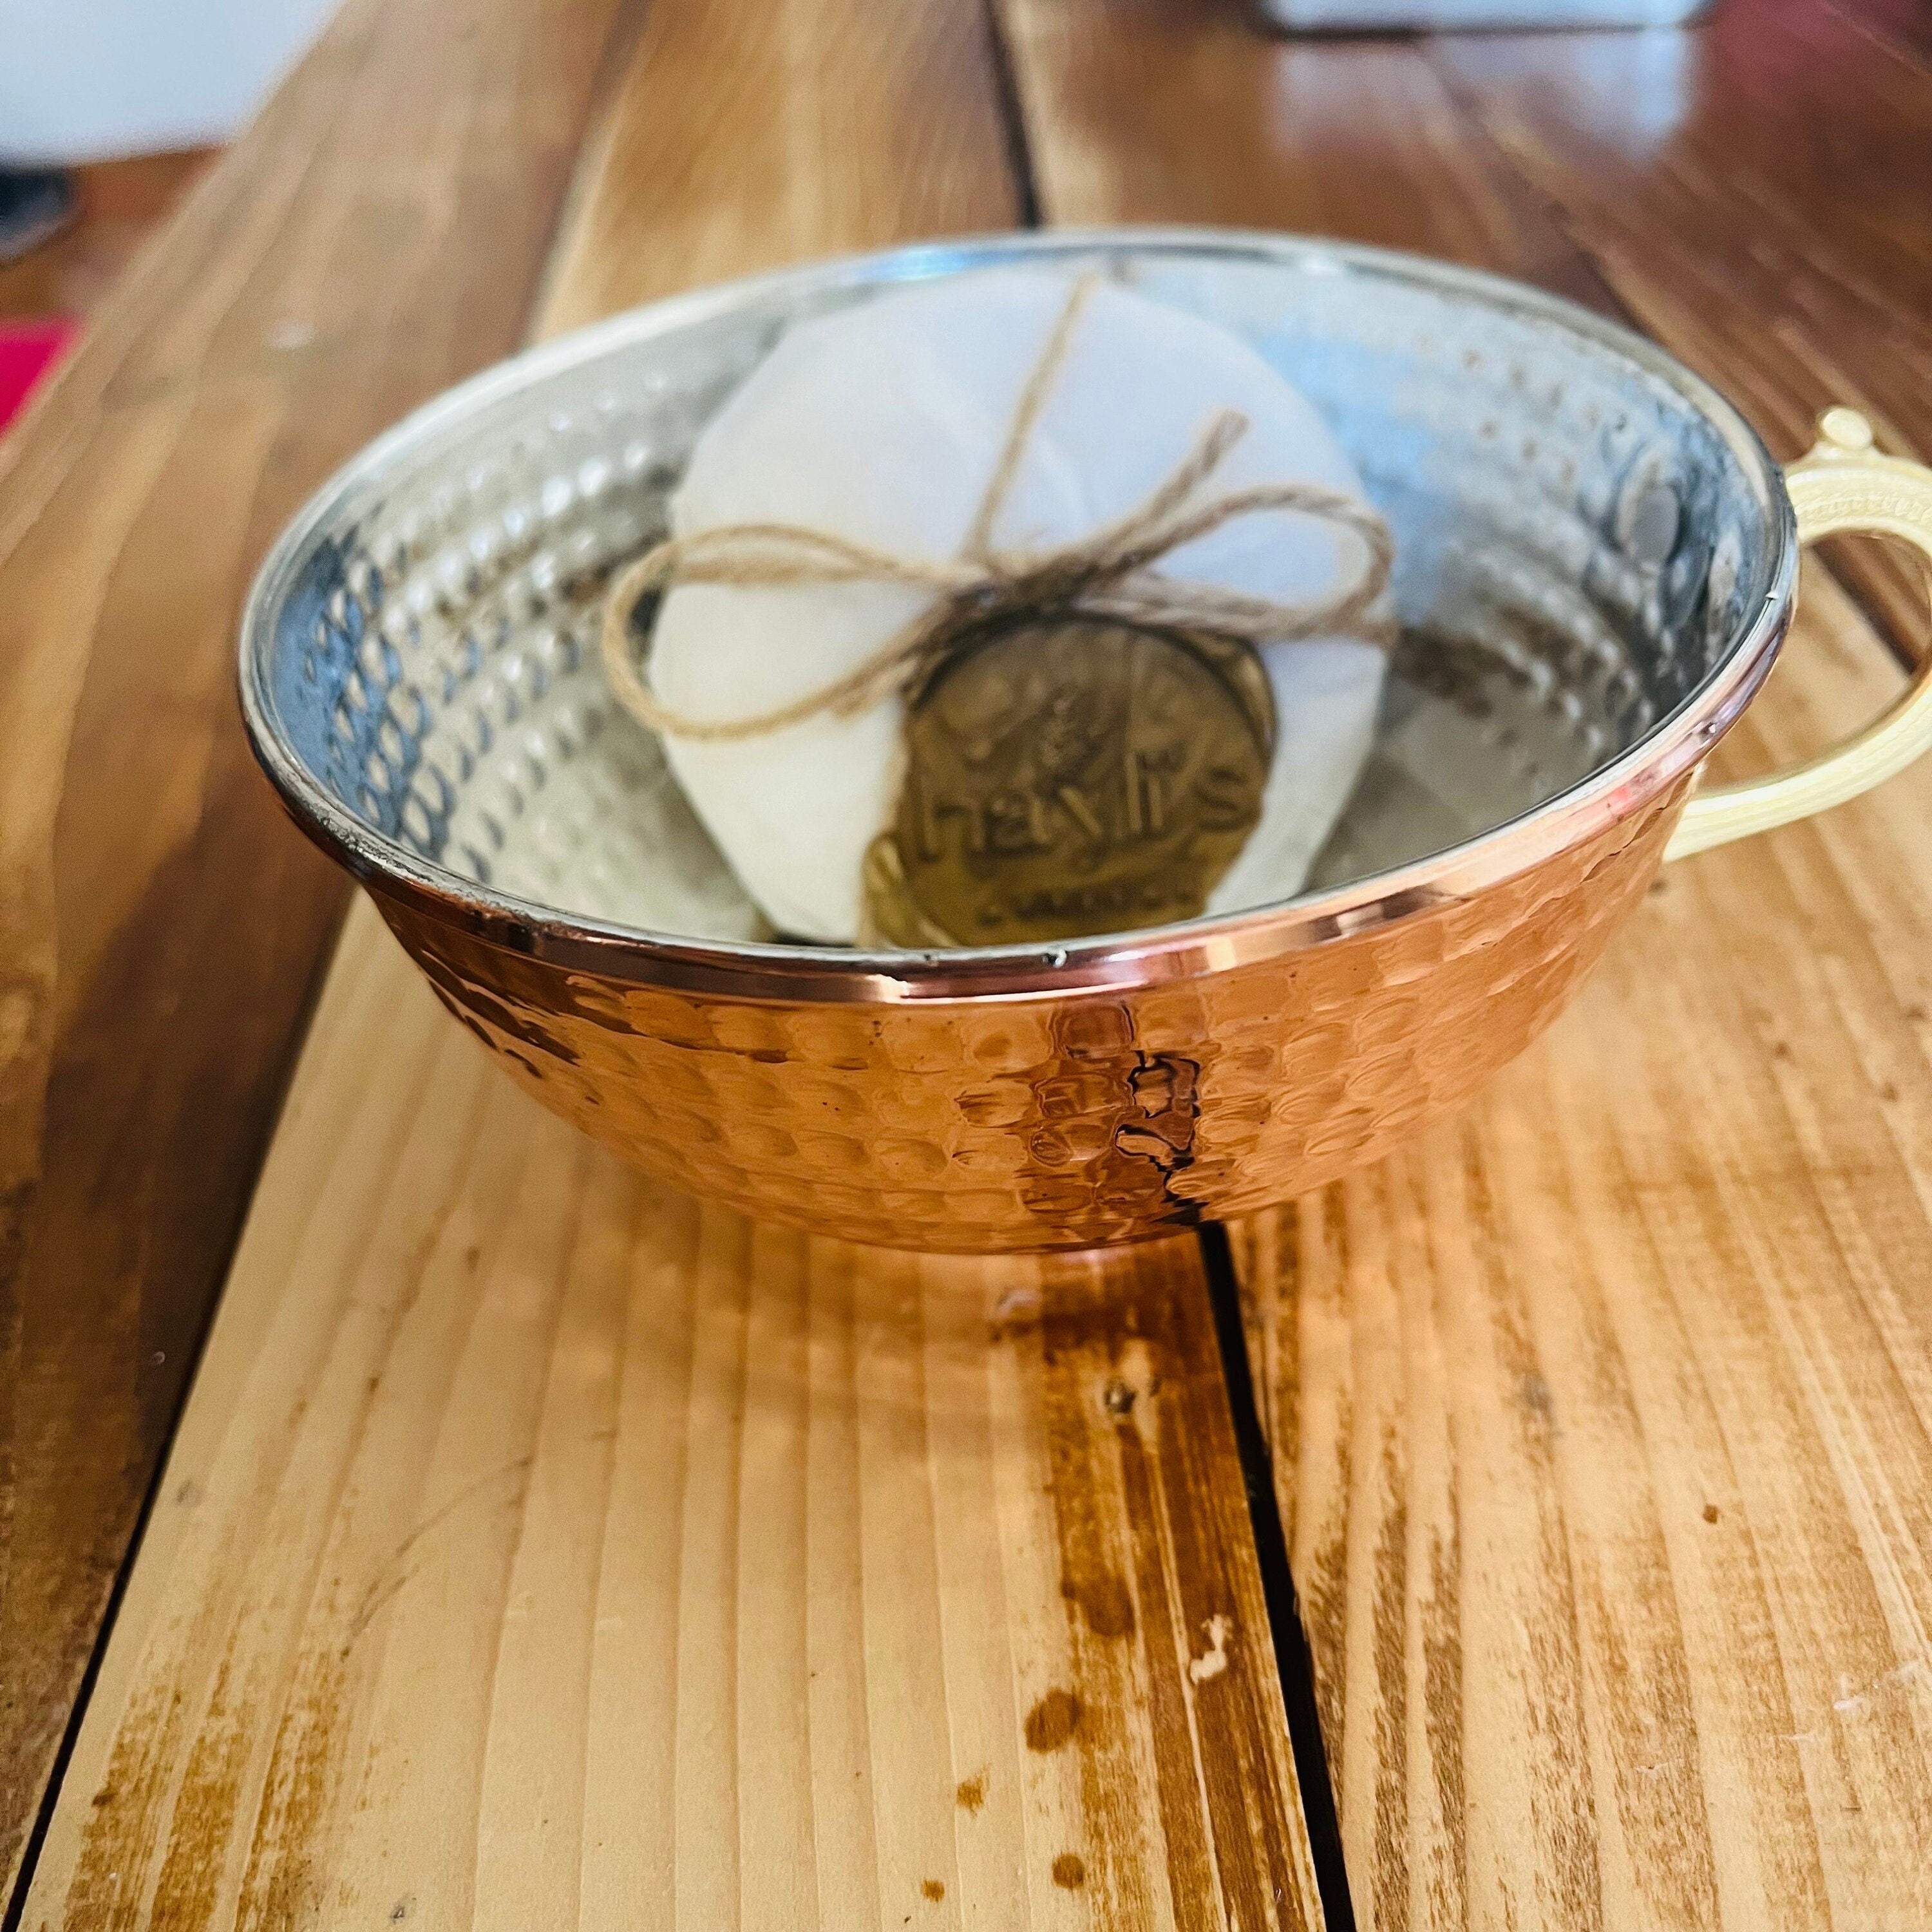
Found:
<box><xmin>1665</xmin><ymin>408</ymin><xmax>1932</xmax><ymax>861</ymax></box>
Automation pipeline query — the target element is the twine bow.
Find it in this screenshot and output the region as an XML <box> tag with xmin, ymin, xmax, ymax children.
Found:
<box><xmin>600</xmin><ymin>274</ymin><xmax>1393</xmax><ymax>744</ymax></box>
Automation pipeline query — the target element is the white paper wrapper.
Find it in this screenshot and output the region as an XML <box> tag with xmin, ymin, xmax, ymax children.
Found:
<box><xmin>648</xmin><ymin>268</ymin><xmax>1385</xmax><ymax>942</ymax></box>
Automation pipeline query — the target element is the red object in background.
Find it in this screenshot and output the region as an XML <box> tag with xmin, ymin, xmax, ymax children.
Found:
<box><xmin>0</xmin><ymin>319</ymin><xmax>76</xmax><ymax>431</ymax></box>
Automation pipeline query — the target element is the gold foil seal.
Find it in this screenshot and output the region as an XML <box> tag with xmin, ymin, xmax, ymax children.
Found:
<box><xmin>864</xmin><ymin>615</ymin><xmax>1275</xmax><ymax>947</ymax></box>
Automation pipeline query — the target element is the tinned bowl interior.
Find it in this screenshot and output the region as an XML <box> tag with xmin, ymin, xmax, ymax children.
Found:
<box><xmin>239</xmin><ymin>232</ymin><xmax>1794</xmax><ymax>1249</ymax></box>
<box><xmin>243</xmin><ymin>232</ymin><xmax>1788</xmax><ymax>968</ymax></box>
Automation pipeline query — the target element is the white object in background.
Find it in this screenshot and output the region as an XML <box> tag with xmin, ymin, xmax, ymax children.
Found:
<box><xmin>0</xmin><ymin>0</ymin><xmax>341</xmax><ymax>163</ymax></box>
<box><xmin>1258</xmin><ymin>0</ymin><xmax>1709</xmax><ymax>26</ymax></box>
<box><xmin>650</xmin><ymin>269</ymin><xmax>1386</xmax><ymax>943</ymax></box>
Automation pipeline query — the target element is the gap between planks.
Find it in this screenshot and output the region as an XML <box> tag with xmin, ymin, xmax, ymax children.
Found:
<box><xmin>1232</xmin><ymin>566</ymin><xmax>1932</xmax><ymax>1932</ymax></box>
<box><xmin>19</xmin><ymin>905</ymin><xmax>1324</xmax><ymax>1932</ymax></box>
<box><xmin>13</xmin><ymin>0</ymin><xmax>1336</xmax><ymax>1926</ymax></box>
<box><xmin>994</xmin><ymin>2</ymin><xmax>1932</xmax><ymax>1923</ymax></box>
<box><xmin>0</xmin><ymin>0</ymin><xmax>659</xmax><ymax>1900</ymax></box>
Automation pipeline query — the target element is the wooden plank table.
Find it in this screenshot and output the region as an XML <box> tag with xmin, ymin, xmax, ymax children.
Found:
<box><xmin>2</xmin><ymin>0</ymin><xmax>1929</xmax><ymax>1925</ymax></box>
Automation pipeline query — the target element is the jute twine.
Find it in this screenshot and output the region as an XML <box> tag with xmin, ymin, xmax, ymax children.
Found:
<box><xmin>600</xmin><ymin>274</ymin><xmax>1394</xmax><ymax>744</ymax></box>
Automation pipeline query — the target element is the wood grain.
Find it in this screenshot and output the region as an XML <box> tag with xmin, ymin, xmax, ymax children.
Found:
<box><xmin>996</xmin><ymin>3</ymin><xmax>1621</xmax><ymax>294</ymax></box>
<box><xmin>1235</xmin><ymin>565</ymin><xmax>1932</xmax><ymax>1931</ymax></box>
<box><xmin>18</xmin><ymin>905</ymin><xmax>1323</xmax><ymax>1932</ymax></box>
<box><xmin>16</xmin><ymin>2</ymin><xmax>1329</xmax><ymax>1926</ymax></box>
<box><xmin>999</xmin><ymin>2</ymin><xmax>1932</xmax><ymax>1922</ymax></box>
<box><xmin>997</xmin><ymin>0</ymin><xmax>1932</xmax><ymax>654</ymax></box>
<box><xmin>1841</xmin><ymin>0</ymin><xmax>1932</xmax><ymax>69</ymax></box>
<box><xmin>1423</xmin><ymin>0</ymin><xmax>1932</xmax><ymax>655</ymax></box>
<box><xmin>0</xmin><ymin>0</ymin><xmax>648</xmax><ymax>1893</ymax></box>
<box><xmin>19</xmin><ymin>0</ymin><xmax>1932</xmax><ymax>1925</ymax></box>
<box><xmin>538</xmin><ymin>0</ymin><xmax>1022</xmax><ymax>330</ymax></box>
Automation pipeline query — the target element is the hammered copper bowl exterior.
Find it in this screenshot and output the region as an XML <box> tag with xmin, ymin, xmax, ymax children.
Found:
<box><xmin>375</xmin><ymin>782</ymin><xmax>1684</xmax><ymax>1251</ymax></box>
<box><xmin>242</xmin><ymin>231</ymin><xmax>1796</xmax><ymax>1252</ymax></box>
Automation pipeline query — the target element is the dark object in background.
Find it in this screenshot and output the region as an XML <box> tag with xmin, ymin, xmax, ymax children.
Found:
<box><xmin>0</xmin><ymin>168</ymin><xmax>77</xmax><ymax>263</ymax></box>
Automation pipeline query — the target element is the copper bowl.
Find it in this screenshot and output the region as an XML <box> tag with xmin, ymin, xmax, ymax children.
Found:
<box><xmin>240</xmin><ymin>231</ymin><xmax>1932</xmax><ymax>1251</ymax></box>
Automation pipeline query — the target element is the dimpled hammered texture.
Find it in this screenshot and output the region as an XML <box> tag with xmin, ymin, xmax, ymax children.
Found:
<box><xmin>243</xmin><ymin>232</ymin><xmax>1794</xmax><ymax>1251</ymax></box>
<box><xmin>380</xmin><ymin>782</ymin><xmax>1682</xmax><ymax>1249</ymax></box>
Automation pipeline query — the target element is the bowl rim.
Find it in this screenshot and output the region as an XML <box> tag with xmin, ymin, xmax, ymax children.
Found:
<box><xmin>239</xmin><ymin>225</ymin><xmax>1798</xmax><ymax>1005</ymax></box>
